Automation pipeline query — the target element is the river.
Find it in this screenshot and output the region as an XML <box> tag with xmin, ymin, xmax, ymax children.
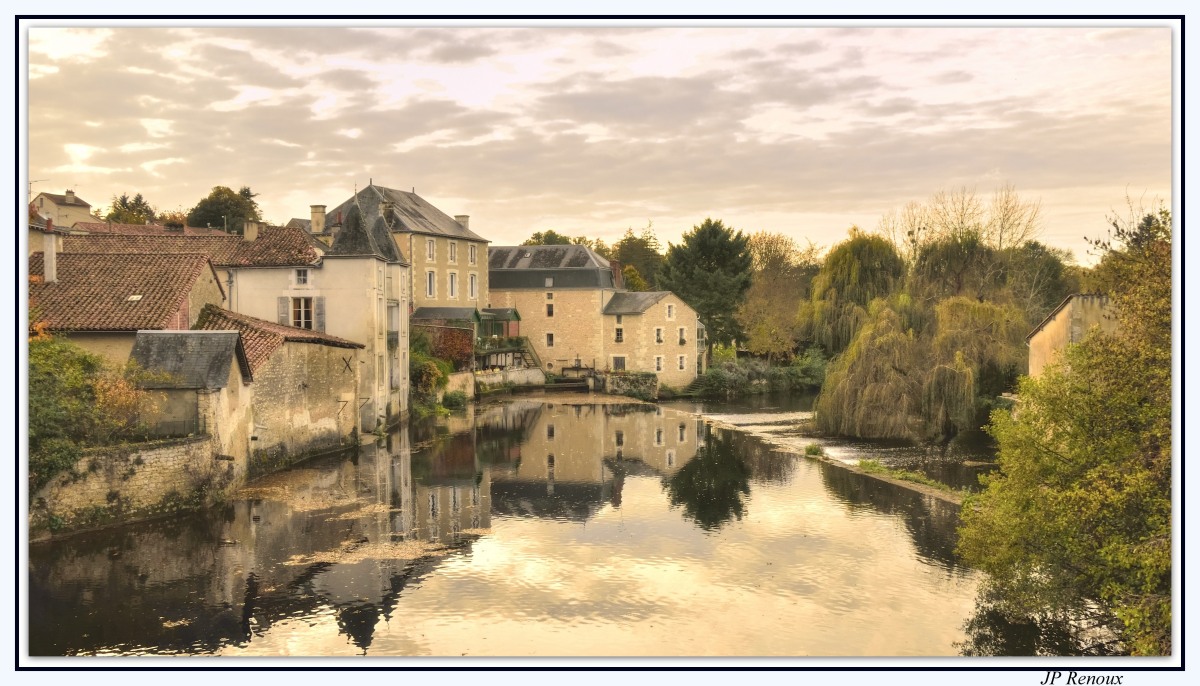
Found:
<box><xmin>28</xmin><ymin>393</ymin><xmax>1069</xmax><ymax>657</ymax></box>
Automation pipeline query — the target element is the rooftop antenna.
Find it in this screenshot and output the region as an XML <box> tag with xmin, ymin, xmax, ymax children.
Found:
<box><xmin>28</xmin><ymin>179</ymin><xmax>47</xmax><ymax>202</ymax></box>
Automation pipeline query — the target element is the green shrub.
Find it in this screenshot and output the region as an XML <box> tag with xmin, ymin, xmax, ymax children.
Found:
<box><xmin>804</xmin><ymin>443</ymin><xmax>824</xmax><ymax>456</ymax></box>
<box><xmin>442</xmin><ymin>391</ymin><xmax>469</xmax><ymax>410</ymax></box>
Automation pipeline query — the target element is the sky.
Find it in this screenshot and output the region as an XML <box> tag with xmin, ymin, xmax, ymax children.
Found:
<box><xmin>24</xmin><ymin>21</ymin><xmax>1175</xmax><ymax>263</ymax></box>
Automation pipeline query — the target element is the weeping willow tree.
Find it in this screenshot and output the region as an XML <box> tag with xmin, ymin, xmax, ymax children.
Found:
<box><xmin>799</xmin><ymin>229</ymin><xmax>904</xmax><ymax>354</ymax></box>
<box><xmin>814</xmin><ymin>300</ymin><xmax>924</xmax><ymax>440</ymax></box>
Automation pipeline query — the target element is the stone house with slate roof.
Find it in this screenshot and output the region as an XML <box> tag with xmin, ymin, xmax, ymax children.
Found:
<box><xmin>129</xmin><ymin>330</ymin><xmax>254</xmax><ymax>474</ymax></box>
<box><xmin>28</xmin><ymin>251</ymin><xmax>226</xmax><ymax>365</ymax></box>
<box><xmin>488</xmin><ymin>244</ymin><xmax>705</xmax><ymax>387</ymax></box>
<box><xmin>317</xmin><ymin>183</ymin><xmax>489</xmax><ymax>320</ymax></box>
<box><xmin>33</xmin><ymin>189</ymin><xmax>94</xmax><ymax>228</ymax></box>
<box><xmin>195</xmin><ymin>305</ymin><xmax>365</xmax><ymax>474</ymax></box>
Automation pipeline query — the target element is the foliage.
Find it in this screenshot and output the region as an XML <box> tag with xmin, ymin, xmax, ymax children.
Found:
<box><xmin>613</xmin><ymin>223</ymin><xmax>664</xmax><ymax>287</ymax></box>
<box><xmin>441</xmin><ymin>391</ymin><xmax>469</xmax><ymax>411</ymax></box>
<box><xmin>104</xmin><ymin>192</ymin><xmax>156</xmax><ymax>224</ymax></box>
<box><xmin>857</xmin><ymin>459</ymin><xmax>962</xmax><ymax>496</ymax></box>
<box><xmin>804</xmin><ymin>443</ymin><xmax>824</xmax><ymax>456</ymax></box>
<box><xmin>799</xmin><ymin>229</ymin><xmax>904</xmax><ymax>354</ymax></box>
<box><xmin>571</xmin><ymin>236</ymin><xmax>613</xmax><ymax>260</ymax></box>
<box><xmin>736</xmin><ymin>232</ymin><xmax>821</xmax><ymax>362</ymax></box>
<box><xmin>693</xmin><ymin>353</ymin><xmax>825</xmax><ymax>399</ymax></box>
<box><xmin>657</xmin><ymin>218</ymin><xmax>752</xmax><ymax>346</ymax></box>
<box><xmin>663</xmin><ymin>430</ymin><xmax>751</xmax><ymax>530</ymax></box>
<box><xmin>27</xmin><ymin>336</ymin><xmax>159</xmax><ymax>492</ymax></box>
<box><xmin>621</xmin><ymin>265</ymin><xmax>649</xmax><ymax>291</ymax></box>
<box><xmin>711</xmin><ymin>342</ymin><xmax>737</xmax><ymax>365</ymax></box>
<box><xmin>413</xmin><ymin>325</ymin><xmax>474</xmax><ymax>369</ymax></box>
<box><xmin>158</xmin><ymin>209</ymin><xmax>188</xmax><ymax>229</ymax></box>
<box><xmin>409</xmin><ymin>331</ymin><xmax>453</xmax><ymax>401</ymax></box>
<box><xmin>521</xmin><ymin>230</ymin><xmax>575</xmax><ymax>246</ymax></box>
<box><xmin>186</xmin><ymin>185</ymin><xmax>262</xmax><ymax>234</ymax></box>
<box><xmin>1001</xmin><ymin>241</ymin><xmax>1079</xmax><ymax>324</ymax></box>
<box><xmin>957</xmin><ymin>209</ymin><xmax>1172</xmax><ymax>655</ymax></box>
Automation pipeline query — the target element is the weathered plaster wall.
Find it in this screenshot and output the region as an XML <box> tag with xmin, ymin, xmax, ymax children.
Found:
<box><xmin>1028</xmin><ymin>295</ymin><xmax>1118</xmax><ymax>377</ymax></box>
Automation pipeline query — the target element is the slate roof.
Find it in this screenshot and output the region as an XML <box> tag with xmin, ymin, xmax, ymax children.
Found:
<box><xmin>481</xmin><ymin>307</ymin><xmax>520</xmax><ymax>321</ymax></box>
<box><xmin>489</xmin><ymin>244</ymin><xmax>611</xmax><ymax>271</ymax></box>
<box><xmin>488</xmin><ymin>245</ymin><xmax>617</xmax><ymax>289</ymax></box>
<box><xmin>37</xmin><ymin>192</ymin><xmax>92</xmax><ymax>208</ymax></box>
<box><xmin>60</xmin><ymin>226</ymin><xmax>321</xmax><ymax>268</ymax></box>
<box><xmin>130</xmin><ymin>331</ymin><xmax>251</xmax><ymax>388</ymax></box>
<box><xmin>29</xmin><ymin>252</ymin><xmax>219</xmax><ymax>332</ymax></box>
<box><xmin>195</xmin><ymin>304</ymin><xmax>363</xmax><ymax>375</ymax></box>
<box><xmin>412</xmin><ymin>306</ymin><xmax>480</xmax><ymax>322</ymax></box>
<box><xmin>602</xmin><ymin>291</ymin><xmax>672</xmax><ymax>315</ymax></box>
<box><xmin>326</xmin><ymin>184</ymin><xmax>486</xmax><ymax>242</ymax></box>
<box><xmin>71</xmin><ymin>222</ymin><xmax>230</xmax><ymax>237</ymax></box>
<box><xmin>325</xmin><ymin>205</ymin><xmax>405</xmax><ymax>263</ymax></box>
<box><xmin>285</xmin><ymin>218</ymin><xmax>312</xmax><ymax>231</ymax></box>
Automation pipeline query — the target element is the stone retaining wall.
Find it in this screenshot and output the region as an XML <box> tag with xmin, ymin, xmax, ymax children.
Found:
<box><xmin>29</xmin><ymin>436</ymin><xmax>234</xmax><ymax>539</ymax></box>
<box><xmin>597</xmin><ymin>371</ymin><xmax>659</xmax><ymax>400</ymax></box>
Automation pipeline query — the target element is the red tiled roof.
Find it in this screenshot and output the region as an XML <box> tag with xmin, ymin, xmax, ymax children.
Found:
<box><xmin>60</xmin><ymin>226</ymin><xmax>320</xmax><ymax>267</ymax></box>
<box><xmin>72</xmin><ymin>222</ymin><xmax>230</xmax><ymax>237</ymax></box>
<box><xmin>29</xmin><ymin>252</ymin><xmax>218</xmax><ymax>332</ymax></box>
<box><xmin>194</xmin><ymin>304</ymin><xmax>363</xmax><ymax>374</ymax></box>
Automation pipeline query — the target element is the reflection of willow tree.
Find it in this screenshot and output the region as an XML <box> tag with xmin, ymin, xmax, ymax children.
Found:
<box><xmin>957</xmin><ymin>588</ymin><xmax>1120</xmax><ymax>656</ymax></box>
<box><xmin>720</xmin><ymin>429</ymin><xmax>796</xmax><ymax>485</ymax></box>
<box><xmin>818</xmin><ymin>463</ymin><xmax>962</xmax><ymax>569</ymax></box>
<box><xmin>663</xmin><ymin>430</ymin><xmax>751</xmax><ymax>530</ymax></box>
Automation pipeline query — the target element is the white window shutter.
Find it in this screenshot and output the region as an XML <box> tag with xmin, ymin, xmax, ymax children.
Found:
<box><xmin>277</xmin><ymin>296</ymin><xmax>289</xmax><ymax>325</ymax></box>
<box><xmin>315</xmin><ymin>296</ymin><xmax>326</xmax><ymax>332</ymax></box>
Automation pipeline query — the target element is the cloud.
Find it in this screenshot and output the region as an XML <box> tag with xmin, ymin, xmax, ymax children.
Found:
<box><xmin>931</xmin><ymin>70</ymin><xmax>974</xmax><ymax>85</ymax></box>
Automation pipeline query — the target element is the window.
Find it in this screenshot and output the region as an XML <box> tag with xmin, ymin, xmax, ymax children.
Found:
<box><xmin>656</xmin><ymin>327</ymin><xmax>663</xmax><ymax>343</ymax></box>
<box><xmin>679</xmin><ymin>355</ymin><xmax>686</xmax><ymax>370</ymax></box>
<box><xmin>547</xmin><ymin>424</ymin><xmax>555</xmax><ymax>440</ymax></box>
<box><xmin>667</xmin><ymin>450</ymin><xmax>675</xmax><ymax>467</ymax></box>
<box><xmin>655</xmin><ymin>356</ymin><xmax>663</xmax><ymax>372</ymax></box>
<box><xmin>612</xmin><ymin>356</ymin><xmax>626</xmax><ymax>371</ymax></box>
<box><xmin>449</xmin><ymin>272</ymin><xmax>458</xmax><ymax>298</ymax></box>
<box><xmin>292</xmin><ymin>297</ymin><xmax>313</xmax><ymax>329</ymax></box>
<box><xmin>426</xmin><ymin>239</ymin><xmax>435</xmax><ymax>260</ymax></box>
<box><xmin>547</xmin><ymin>304</ymin><xmax>554</xmax><ymax>317</ymax></box>
<box><xmin>295</xmin><ymin>268</ymin><xmax>309</xmax><ymax>285</ymax></box>
<box><xmin>655</xmin><ymin>428</ymin><xmax>663</xmax><ymax>445</ymax></box>
<box><xmin>546</xmin><ymin>333</ymin><xmax>554</xmax><ymax>347</ymax></box>
<box><xmin>545</xmin><ymin>277</ymin><xmax>554</xmax><ymax>288</ymax></box>
<box><xmin>449</xmin><ymin>241</ymin><xmax>457</xmax><ymax>263</ymax></box>
<box><xmin>426</xmin><ymin>271</ymin><xmax>435</xmax><ymax>297</ymax></box>
<box><xmin>615</xmin><ymin>327</ymin><xmax>623</xmax><ymax>343</ymax></box>
<box><xmin>546</xmin><ymin>292</ymin><xmax>553</xmax><ymax>300</ymax></box>
<box><xmin>679</xmin><ymin>327</ymin><xmax>687</xmax><ymax>345</ymax></box>
<box><xmin>679</xmin><ymin>423</ymin><xmax>687</xmax><ymax>442</ymax></box>
<box><xmin>388</xmin><ymin>303</ymin><xmax>400</xmax><ymax>332</ymax></box>
<box><xmin>667</xmin><ymin>304</ymin><xmax>675</xmax><ymax>319</ymax></box>
<box><xmin>615</xmin><ymin>431</ymin><xmax>624</xmax><ymax>447</ymax></box>
<box><xmin>469</xmin><ymin>244</ymin><xmax>477</xmax><ymax>265</ymax></box>
<box><xmin>469</xmin><ymin>273</ymin><xmax>477</xmax><ymax>299</ymax></box>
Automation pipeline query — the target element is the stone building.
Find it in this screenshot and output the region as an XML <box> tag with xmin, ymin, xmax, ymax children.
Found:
<box><xmin>313</xmin><ymin>183</ymin><xmax>490</xmax><ymax>327</ymax></box>
<box><xmin>28</xmin><ymin>251</ymin><xmax>226</xmax><ymax>364</ymax></box>
<box><xmin>1026</xmin><ymin>293</ymin><xmax>1120</xmax><ymax>377</ymax></box>
<box><xmin>32</xmin><ymin>189</ymin><xmax>94</xmax><ymax>228</ymax></box>
<box><xmin>488</xmin><ymin>244</ymin><xmax>706</xmax><ymax>387</ymax></box>
<box><xmin>195</xmin><ymin>306</ymin><xmax>365</xmax><ymax>475</ymax></box>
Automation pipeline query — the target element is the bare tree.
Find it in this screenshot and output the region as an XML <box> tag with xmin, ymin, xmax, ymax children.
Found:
<box><xmin>985</xmin><ymin>183</ymin><xmax>1042</xmax><ymax>251</ymax></box>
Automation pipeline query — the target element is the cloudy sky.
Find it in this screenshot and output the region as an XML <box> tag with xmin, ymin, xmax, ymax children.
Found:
<box><xmin>25</xmin><ymin>22</ymin><xmax>1173</xmax><ymax>262</ymax></box>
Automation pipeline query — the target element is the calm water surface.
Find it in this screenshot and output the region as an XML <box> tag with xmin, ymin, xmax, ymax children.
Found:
<box><xmin>31</xmin><ymin>395</ymin><xmax>1007</xmax><ymax>657</ymax></box>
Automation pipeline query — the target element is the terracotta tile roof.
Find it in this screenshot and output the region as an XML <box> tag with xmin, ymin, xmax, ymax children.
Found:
<box><xmin>60</xmin><ymin>226</ymin><xmax>320</xmax><ymax>267</ymax></box>
<box><xmin>29</xmin><ymin>252</ymin><xmax>218</xmax><ymax>332</ymax></box>
<box><xmin>194</xmin><ymin>304</ymin><xmax>363</xmax><ymax>375</ymax></box>
<box><xmin>71</xmin><ymin>222</ymin><xmax>230</xmax><ymax>237</ymax></box>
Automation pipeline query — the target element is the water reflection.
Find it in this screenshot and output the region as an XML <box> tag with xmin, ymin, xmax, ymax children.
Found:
<box><xmin>29</xmin><ymin>397</ymin><xmax>1044</xmax><ymax>656</ymax></box>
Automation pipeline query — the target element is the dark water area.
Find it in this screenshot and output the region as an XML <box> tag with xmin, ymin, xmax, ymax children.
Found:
<box><xmin>27</xmin><ymin>395</ymin><xmax>1086</xmax><ymax>657</ymax></box>
<box><xmin>665</xmin><ymin>392</ymin><xmax>999</xmax><ymax>491</ymax></box>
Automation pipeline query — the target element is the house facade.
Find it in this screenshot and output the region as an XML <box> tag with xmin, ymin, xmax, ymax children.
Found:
<box><xmin>195</xmin><ymin>306</ymin><xmax>365</xmax><ymax>475</ymax></box>
<box><xmin>1026</xmin><ymin>293</ymin><xmax>1119</xmax><ymax>377</ymax></box>
<box><xmin>488</xmin><ymin>245</ymin><xmax>705</xmax><ymax>387</ymax></box>
<box><xmin>33</xmin><ymin>190</ymin><xmax>94</xmax><ymax>228</ymax></box>
<box><xmin>29</xmin><ymin>251</ymin><xmax>226</xmax><ymax>365</ymax></box>
<box><xmin>318</xmin><ymin>184</ymin><xmax>490</xmax><ymax>319</ymax></box>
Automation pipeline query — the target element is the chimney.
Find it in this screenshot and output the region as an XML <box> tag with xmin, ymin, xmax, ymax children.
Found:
<box><xmin>310</xmin><ymin>205</ymin><xmax>326</xmax><ymax>234</ymax></box>
<box><xmin>64</xmin><ymin>190</ymin><xmax>76</xmax><ymax>205</ymax></box>
<box><xmin>455</xmin><ymin>215</ymin><xmax>470</xmax><ymax>230</ymax></box>
<box><xmin>43</xmin><ymin>225</ymin><xmax>58</xmax><ymax>283</ymax></box>
<box><xmin>243</xmin><ymin>220</ymin><xmax>259</xmax><ymax>242</ymax></box>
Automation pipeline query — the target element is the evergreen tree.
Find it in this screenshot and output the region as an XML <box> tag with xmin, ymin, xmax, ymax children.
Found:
<box><xmin>187</xmin><ymin>186</ymin><xmax>262</xmax><ymax>234</ymax></box>
<box><xmin>657</xmin><ymin>218</ymin><xmax>752</xmax><ymax>346</ymax></box>
<box><xmin>104</xmin><ymin>192</ymin><xmax>157</xmax><ymax>224</ymax></box>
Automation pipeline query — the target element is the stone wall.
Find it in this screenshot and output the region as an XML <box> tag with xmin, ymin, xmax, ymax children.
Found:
<box><xmin>597</xmin><ymin>371</ymin><xmax>659</xmax><ymax>400</ymax></box>
<box><xmin>443</xmin><ymin>370</ymin><xmax>477</xmax><ymax>399</ymax></box>
<box><xmin>247</xmin><ymin>341</ymin><xmax>360</xmax><ymax>477</ymax></box>
<box><xmin>29</xmin><ymin>436</ymin><xmax>232</xmax><ymax>539</ymax></box>
<box><xmin>475</xmin><ymin>368</ymin><xmax>546</xmax><ymax>394</ymax></box>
